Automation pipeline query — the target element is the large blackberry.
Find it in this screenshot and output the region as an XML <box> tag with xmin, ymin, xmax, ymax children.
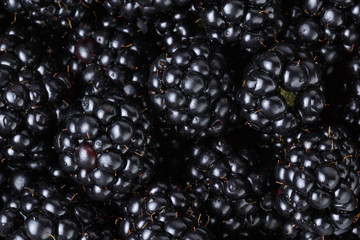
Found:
<box><xmin>54</xmin><ymin>80</ymin><xmax>157</xmax><ymax>201</ymax></box>
<box><xmin>236</xmin><ymin>42</ymin><xmax>325</xmax><ymax>136</ymax></box>
<box><xmin>275</xmin><ymin>125</ymin><xmax>360</xmax><ymax>238</ymax></box>
<box><xmin>197</xmin><ymin>0</ymin><xmax>284</xmax><ymax>53</ymax></box>
<box><xmin>63</xmin><ymin>14</ymin><xmax>152</xmax><ymax>100</ymax></box>
<box><xmin>0</xmin><ymin>177</ymin><xmax>116</xmax><ymax>239</ymax></box>
<box><xmin>115</xmin><ymin>180</ymin><xmax>214</xmax><ymax>240</ymax></box>
<box><xmin>148</xmin><ymin>38</ymin><xmax>240</xmax><ymax>139</ymax></box>
<box><xmin>284</xmin><ymin>0</ymin><xmax>360</xmax><ymax>65</ymax></box>
<box><xmin>0</xmin><ymin>24</ymin><xmax>72</xmax><ymax>171</ymax></box>
<box><xmin>186</xmin><ymin>137</ymin><xmax>283</xmax><ymax>239</ymax></box>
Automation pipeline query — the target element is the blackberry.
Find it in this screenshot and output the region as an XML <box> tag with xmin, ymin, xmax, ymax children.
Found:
<box><xmin>275</xmin><ymin>125</ymin><xmax>360</xmax><ymax>238</ymax></box>
<box><xmin>186</xmin><ymin>137</ymin><xmax>283</xmax><ymax>239</ymax></box>
<box><xmin>102</xmin><ymin>0</ymin><xmax>202</xmax><ymax>48</ymax></box>
<box><xmin>2</xmin><ymin>0</ymin><xmax>100</xmax><ymax>32</ymax></box>
<box><xmin>54</xmin><ymin>81</ymin><xmax>157</xmax><ymax>201</ymax></box>
<box><xmin>197</xmin><ymin>0</ymin><xmax>284</xmax><ymax>53</ymax></box>
<box><xmin>236</xmin><ymin>42</ymin><xmax>325</xmax><ymax>136</ymax></box>
<box><xmin>63</xmin><ymin>14</ymin><xmax>152</xmax><ymax>100</ymax></box>
<box><xmin>283</xmin><ymin>0</ymin><xmax>360</xmax><ymax>64</ymax></box>
<box><xmin>148</xmin><ymin>38</ymin><xmax>240</xmax><ymax>139</ymax></box>
<box><xmin>152</xmin><ymin>6</ymin><xmax>204</xmax><ymax>49</ymax></box>
<box><xmin>0</xmin><ymin>177</ymin><xmax>116</xmax><ymax>240</ymax></box>
<box><xmin>115</xmin><ymin>180</ymin><xmax>214</xmax><ymax>240</ymax></box>
<box><xmin>0</xmin><ymin>24</ymin><xmax>72</xmax><ymax>171</ymax></box>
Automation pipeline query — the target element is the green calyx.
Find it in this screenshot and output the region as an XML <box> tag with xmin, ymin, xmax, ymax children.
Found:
<box><xmin>279</xmin><ymin>88</ymin><xmax>297</xmax><ymax>108</ymax></box>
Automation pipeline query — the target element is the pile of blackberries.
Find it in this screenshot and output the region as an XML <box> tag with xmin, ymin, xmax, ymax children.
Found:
<box><xmin>1</xmin><ymin>1</ymin><xmax>360</xmax><ymax>239</ymax></box>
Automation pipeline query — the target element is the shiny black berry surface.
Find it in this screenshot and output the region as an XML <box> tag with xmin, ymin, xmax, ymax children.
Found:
<box><xmin>148</xmin><ymin>38</ymin><xmax>240</xmax><ymax>139</ymax></box>
<box><xmin>1</xmin><ymin>1</ymin><xmax>360</xmax><ymax>239</ymax></box>
<box><xmin>185</xmin><ymin>136</ymin><xmax>284</xmax><ymax>239</ymax></box>
<box><xmin>237</xmin><ymin>42</ymin><xmax>325</xmax><ymax>136</ymax></box>
<box><xmin>198</xmin><ymin>0</ymin><xmax>284</xmax><ymax>53</ymax></box>
<box><xmin>275</xmin><ymin>125</ymin><xmax>360</xmax><ymax>238</ymax></box>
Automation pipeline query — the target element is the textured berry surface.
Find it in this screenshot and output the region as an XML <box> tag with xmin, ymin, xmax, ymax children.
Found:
<box><xmin>115</xmin><ymin>181</ymin><xmax>214</xmax><ymax>240</ymax></box>
<box><xmin>185</xmin><ymin>136</ymin><xmax>284</xmax><ymax>239</ymax></box>
<box><xmin>54</xmin><ymin>82</ymin><xmax>157</xmax><ymax>201</ymax></box>
<box><xmin>0</xmin><ymin>24</ymin><xmax>72</xmax><ymax>172</ymax></box>
<box><xmin>275</xmin><ymin>125</ymin><xmax>360</xmax><ymax>238</ymax></box>
<box><xmin>198</xmin><ymin>0</ymin><xmax>284</xmax><ymax>53</ymax></box>
<box><xmin>1</xmin><ymin>1</ymin><xmax>360</xmax><ymax>239</ymax></box>
<box><xmin>237</xmin><ymin>42</ymin><xmax>325</xmax><ymax>135</ymax></box>
<box><xmin>148</xmin><ymin>38</ymin><xmax>240</xmax><ymax>139</ymax></box>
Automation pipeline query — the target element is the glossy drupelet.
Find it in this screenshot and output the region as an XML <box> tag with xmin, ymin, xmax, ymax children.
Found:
<box><xmin>185</xmin><ymin>137</ymin><xmax>284</xmax><ymax>239</ymax></box>
<box><xmin>275</xmin><ymin>125</ymin><xmax>360</xmax><ymax>238</ymax></box>
<box><xmin>236</xmin><ymin>42</ymin><xmax>325</xmax><ymax>136</ymax></box>
<box><xmin>196</xmin><ymin>0</ymin><xmax>284</xmax><ymax>53</ymax></box>
<box><xmin>115</xmin><ymin>180</ymin><xmax>214</xmax><ymax>240</ymax></box>
<box><xmin>148</xmin><ymin>38</ymin><xmax>240</xmax><ymax>139</ymax></box>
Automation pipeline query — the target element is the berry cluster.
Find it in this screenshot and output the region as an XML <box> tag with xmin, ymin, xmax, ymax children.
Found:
<box><xmin>1</xmin><ymin>1</ymin><xmax>360</xmax><ymax>239</ymax></box>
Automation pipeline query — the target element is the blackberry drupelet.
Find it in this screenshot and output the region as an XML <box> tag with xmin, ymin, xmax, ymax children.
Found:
<box><xmin>275</xmin><ymin>125</ymin><xmax>360</xmax><ymax>238</ymax></box>
<box><xmin>0</xmin><ymin>24</ymin><xmax>72</xmax><ymax>171</ymax></box>
<box><xmin>54</xmin><ymin>80</ymin><xmax>157</xmax><ymax>201</ymax></box>
<box><xmin>148</xmin><ymin>38</ymin><xmax>240</xmax><ymax>139</ymax></box>
<box><xmin>115</xmin><ymin>180</ymin><xmax>214</xmax><ymax>240</ymax></box>
<box><xmin>236</xmin><ymin>42</ymin><xmax>325</xmax><ymax>136</ymax></box>
<box><xmin>197</xmin><ymin>0</ymin><xmax>284</xmax><ymax>53</ymax></box>
<box><xmin>186</xmin><ymin>137</ymin><xmax>283</xmax><ymax>239</ymax></box>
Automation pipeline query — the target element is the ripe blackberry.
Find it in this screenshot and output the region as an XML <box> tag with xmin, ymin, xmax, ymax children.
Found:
<box><xmin>116</xmin><ymin>180</ymin><xmax>214</xmax><ymax>240</ymax></box>
<box><xmin>197</xmin><ymin>0</ymin><xmax>284</xmax><ymax>53</ymax></box>
<box><xmin>275</xmin><ymin>125</ymin><xmax>360</xmax><ymax>238</ymax></box>
<box><xmin>0</xmin><ymin>24</ymin><xmax>72</xmax><ymax>171</ymax></box>
<box><xmin>152</xmin><ymin>6</ymin><xmax>204</xmax><ymax>49</ymax></box>
<box><xmin>0</xmin><ymin>177</ymin><xmax>116</xmax><ymax>239</ymax></box>
<box><xmin>186</xmin><ymin>137</ymin><xmax>283</xmax><ymax>239</ymax></box>
<box><xmin>148</xmin><ymin>38</ymin><xmax>240</xmax><ymax>139</ymax></box>
<box><xmin>102</xmin><ymin>0</ymin><xmax>201</xmax><ymax>48</ymax></box>
<box><xmin>283</xmin><ymin>0</ymin><xmax>360</xmax><ymax>64</ymax></box>
<box><xmin>63</xmin><ymin>14</ymin><xmax>152</xmax><ymax>100</ymax></box>
<box><xmin>236</xmin><ymin>42</ymin><xmax>325</xmax><ymax>136</ymax></box>
<box><xmin>54</xmin><ymin>81</ymin><xmax>157</xmax><ymax>201</ymax></box>
<box><xmin>2</xmin><ymin>0</ymin><xmax>100</xmax><ymax>32</ymax></box>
